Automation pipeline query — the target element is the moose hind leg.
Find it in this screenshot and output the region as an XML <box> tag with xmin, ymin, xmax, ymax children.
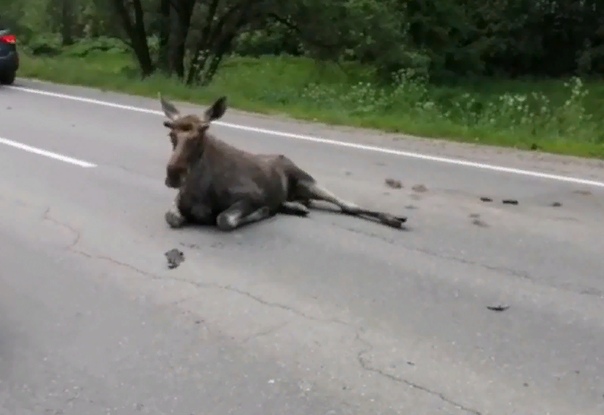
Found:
<box><xmin>295</xmin><ymin>180</ymin><xmax>361</xmax><ymax>214</ymax></box>
<box><xmin>216</xmin><ymin>200</ymin><xmax>271</xmax><ymax>231</ymax></box>
<box><xmin>294</xmin><ymin>180</ymin><xmax>406</xmax><ymax>228</ymax></box>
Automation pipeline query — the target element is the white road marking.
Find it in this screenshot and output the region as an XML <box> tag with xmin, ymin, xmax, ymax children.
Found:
<box><xmin>0</xmin><ymin>136</ymin><xmax>97</xmax><ymax>168</ymax></box>
<box><xmin>9</xmin><ymin>84</ymin><xmax>604</xmax><ymax>188</ymax></box>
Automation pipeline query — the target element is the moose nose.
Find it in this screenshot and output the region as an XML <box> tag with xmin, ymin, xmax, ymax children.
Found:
<box><xmin>165</xmin><ymin>176</ymin><xmax>178</xmax><ymax>188</ymax></box>
<box><xmin>165</xmin><ymin>166</ymin><xmax>184</xmax><ymax>188</ymax></box>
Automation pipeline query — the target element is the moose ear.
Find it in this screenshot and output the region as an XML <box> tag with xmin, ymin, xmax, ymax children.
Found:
<box><xmin>204</xmin><ymin>96</ymin><xmax>227</xmax><ymax>122</ymax></box>
<box><xmin>159</xmin><ymin>92</ymin><xmax>181</xmax><ymax>121</ymax></box>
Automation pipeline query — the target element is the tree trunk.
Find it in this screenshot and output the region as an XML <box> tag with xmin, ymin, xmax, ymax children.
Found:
<box><xmin>186</xmin><ymin>0</ymin><xmax>239</xmax><ymax>84</ymax></box>
<box><xmin>169</xmin><ymin>0</ymin><xmax>196</xmax><ymax>79</ymax></box>
<box><xmin>110</xmin><ymin>0</ymin><xmax>155</xmax><ymax>77</ymax></box>
<box><xmin>60</xmin><ymin>0</ymin><xmax>74</xmax><ymax>46</ymax></box>
<box><xmin>157</xmin><ymin>0</ymin><xmax>171</xmax><ymax>74</ymax></box>
<box><xmin>199</xmin><ymin>32</ymin><xmax>237</xmax><ymax>85</ymax></box>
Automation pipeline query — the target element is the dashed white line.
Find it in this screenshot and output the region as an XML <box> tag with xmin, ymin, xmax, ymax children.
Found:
<box><xmin>9</xmin><ymin>84</ymin><xmax>604</xmax><ymax>188</ymax></box>
<box><xmin>0</xmin><ymin>136</ymin><xmax>97</xmax><ymax>168</ymax></box>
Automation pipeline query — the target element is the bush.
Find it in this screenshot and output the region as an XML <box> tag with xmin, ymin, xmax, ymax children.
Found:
<box><xmin>63</xmin><ymin>37</ymin><xmax>129</xmax><ymax>57</ymax></box>
<box><xmin>26</xmin><ymin>34</ymin><xmax>62</xmax><ymax>56</ymax></box>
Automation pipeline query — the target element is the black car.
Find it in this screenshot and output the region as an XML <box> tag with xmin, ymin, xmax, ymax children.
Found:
<box><xmin>0</xmin><ymin>27</ymin><xmax>18</xmax><ymax>85</ymax></box>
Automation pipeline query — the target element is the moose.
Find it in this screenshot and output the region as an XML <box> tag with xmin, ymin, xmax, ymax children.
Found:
<box><xmin>159</xmin><ymin>94</ymin><xmax>407</xmax><ymax>232</ymax></box>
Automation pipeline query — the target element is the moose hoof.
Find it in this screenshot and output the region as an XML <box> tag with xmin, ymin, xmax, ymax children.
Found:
<box><xmin>296</xmin><ymin>205</ymin><xmax>310</xmax><ymax>216</ymax></box>
<box><xmin>165</xmin><ymin>210</ymin><xmax>186</xmax><ymax>228</ymax></box>
<box><xmin>379</xmin><ymin>213</ymin><xmax>405</xmax><ymax>229</ymax></box>
<box><xmin>216</xmin><ymin>213</ymin><xmax>238</xmax><ymax>231</ymax></box>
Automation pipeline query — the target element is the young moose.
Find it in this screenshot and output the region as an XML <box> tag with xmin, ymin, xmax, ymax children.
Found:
<box><xmin>159</xmin><ymin>94</ymin><xmax>407</xmax><ymax>232</ymax></box>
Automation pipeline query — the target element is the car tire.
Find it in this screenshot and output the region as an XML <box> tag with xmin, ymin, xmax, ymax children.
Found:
<box><xmin>0</xmin><ymin>71</ymin><xmax>16</xmax><ymax>85</ymax></box>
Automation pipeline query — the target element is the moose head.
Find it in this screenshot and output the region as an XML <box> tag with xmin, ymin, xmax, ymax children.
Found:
<box><xmin>159</xmin><ymin>94</ymin><xmax>227</xmax><ymax>188</ymax></box>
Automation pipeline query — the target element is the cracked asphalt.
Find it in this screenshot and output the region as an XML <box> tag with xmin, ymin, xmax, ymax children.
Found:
<box><xmin>1</xmin><ymin>79</ymin><xmax>604</xmax><ymax>415</ymax></box>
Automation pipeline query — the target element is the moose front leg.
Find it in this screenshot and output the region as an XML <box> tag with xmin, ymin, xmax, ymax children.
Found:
<box><xmin>216</xmin><ymin>200</ymin><xmax>272</xmax><ymax>231</ymax></box>
<box><xmin>166</xmin><ymin>190</ymin><xmax>217</xmax><ymax>228</ymax></box>
<box><xmin>165</xmin><ymin>195</ymin><xmax>187</xmax><ymax>228</ymax></box>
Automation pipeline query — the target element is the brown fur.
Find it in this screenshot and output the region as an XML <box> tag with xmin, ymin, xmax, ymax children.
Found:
<box><xmin>159</xmin><ymin>94</ymin><xmax>406</xmax><ymax>231</ymax></box>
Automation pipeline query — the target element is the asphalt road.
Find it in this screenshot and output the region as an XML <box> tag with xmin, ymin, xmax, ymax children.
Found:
<box><xmin>1</xmin><ymin>79</ymin><xmax>603</xmax><ymax>415</ymax></box>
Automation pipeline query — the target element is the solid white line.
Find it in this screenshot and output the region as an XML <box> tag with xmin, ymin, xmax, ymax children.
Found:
<box><xmin>9</xmin><ymin>85</ymin><xmax>604</xmax><ymax>188</ymax></box>
<box><xmin>0</xmin><ymin>136</ymin><xmax>97</xmax><ymax>168</ymax></box>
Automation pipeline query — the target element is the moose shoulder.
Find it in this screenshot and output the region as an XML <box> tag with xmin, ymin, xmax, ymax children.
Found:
<box><xmin>159</xmin><ymin>94</ymin><xmax>407</xmax><ymax>232</ymax></box>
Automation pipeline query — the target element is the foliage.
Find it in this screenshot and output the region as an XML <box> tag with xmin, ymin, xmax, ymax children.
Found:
<box><xmin>4</xmin><ymin>0</ymin><xmax>603</xmax><ymax>82</ymax></box>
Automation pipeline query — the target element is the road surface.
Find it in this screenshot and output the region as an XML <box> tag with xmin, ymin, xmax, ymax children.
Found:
<box><xmin>1</xmin><ymin>79</ymin><xmax>603</xmax><ymax>415</ymax></box>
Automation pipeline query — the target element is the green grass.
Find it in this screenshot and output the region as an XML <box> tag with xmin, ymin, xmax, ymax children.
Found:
<box><xmin>18</xmin><ymin>49</ymin><xmax>604</xmax><ymax>159</ymax></box>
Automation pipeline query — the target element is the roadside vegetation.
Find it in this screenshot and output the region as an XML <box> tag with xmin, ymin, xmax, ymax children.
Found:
<box><xmin>4</xmin><ymin>0</ymin><xmax>604</xmax><ymax>158</ymax></box>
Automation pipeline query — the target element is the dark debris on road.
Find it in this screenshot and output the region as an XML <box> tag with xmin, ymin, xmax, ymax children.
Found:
<box><xmin>165</xmin><ymin>248</ymin><xmax>185</xmax><ymax>269</ymax></box>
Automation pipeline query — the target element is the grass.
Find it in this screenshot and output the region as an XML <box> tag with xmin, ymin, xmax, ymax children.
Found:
<box><xmin>18</xmin><ymin>48</ymin><xmax>604</xmax><ymax>159</ymax></box>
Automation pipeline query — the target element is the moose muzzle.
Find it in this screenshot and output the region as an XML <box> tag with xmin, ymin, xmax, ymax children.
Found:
<box><xmin>165</xmin><ymin>165</ymin><xmax>186</xmax><ymax>188</ymax></box>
